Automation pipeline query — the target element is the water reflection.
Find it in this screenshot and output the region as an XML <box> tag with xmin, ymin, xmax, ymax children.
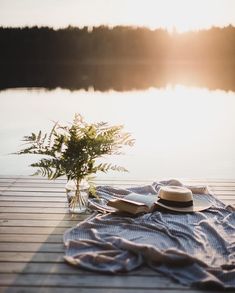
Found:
<box><xmin>0</xmin><ymin>86</ymin><xmax>235</xmax><ymax>179</ymax></box>
<box><xmin>0</xmin><ymin>62</ymin><xmax>235</xmax><ymax>92</ymax></box>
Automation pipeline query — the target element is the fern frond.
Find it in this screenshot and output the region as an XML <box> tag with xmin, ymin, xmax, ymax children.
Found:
<box><xmin>110</xmin><ymin>165</ymin><xmax>128</xmax><ymax>172</ymax></box>
<box><xmin>17</xmin><ymin>113</ymin><xmax>134</xmax><ymax>181</ymax></box>
<box><xmin>48</xmin><ymin>122</ymin><xmax>58</xmax><ymax>148</ymax></box>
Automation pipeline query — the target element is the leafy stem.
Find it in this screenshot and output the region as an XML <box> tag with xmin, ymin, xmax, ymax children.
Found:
<box><xmin>17</xmin><ymin>113</ymin><xmax>135</xmax><ymax>202</ymax></box>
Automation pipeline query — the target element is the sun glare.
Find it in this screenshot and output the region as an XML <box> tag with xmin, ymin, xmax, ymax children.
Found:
<box><xmin>0</xmin><ymin>0</ymin><xmax>234</xmax><ymax>32</ymax></box>
<box><xmin>105</xmin><ymin>0</ymin><xmax>235</xmax><ymax>32</ymax></box>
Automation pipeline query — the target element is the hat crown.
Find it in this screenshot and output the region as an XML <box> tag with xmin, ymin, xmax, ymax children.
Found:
<box><xmin>156</xmin><ymin>185</ymin><xmax>211</xmax><ymax>212</ymax></box>
<box><xmin>159</xmin><ymin>186</ymin><xmax>193</xmax><ymax>202</ymax></box>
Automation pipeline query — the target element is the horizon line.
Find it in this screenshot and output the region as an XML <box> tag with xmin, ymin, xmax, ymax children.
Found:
<box><xmin>0</xmin><ymin>23</ymin><xmax>235</xmax><ymax>34</ymax></box>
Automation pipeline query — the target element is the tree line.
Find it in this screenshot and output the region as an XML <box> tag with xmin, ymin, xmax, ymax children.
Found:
<box><xmin>0</xmin><ymin>25</ymin><xmax>235</xmax><ymax>63</ymax></box>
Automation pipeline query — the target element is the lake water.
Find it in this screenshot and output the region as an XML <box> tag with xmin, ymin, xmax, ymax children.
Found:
<box><xmin>1</xmin><ymin>80</ymin><xmax>235</xmax><ymax>180</ymax></box>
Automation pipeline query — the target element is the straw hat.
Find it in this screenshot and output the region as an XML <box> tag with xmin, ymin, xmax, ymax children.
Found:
<box><xmin>156</xmin><ymin>186</ymin><xmax>211</xmax><ymax>212</ymax></box>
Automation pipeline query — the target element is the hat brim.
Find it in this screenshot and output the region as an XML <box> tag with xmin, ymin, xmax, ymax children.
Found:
<box><xmin>155</xmin><ymin>197</ymin><xmax>211</xmax><ymax>212</ymax></box>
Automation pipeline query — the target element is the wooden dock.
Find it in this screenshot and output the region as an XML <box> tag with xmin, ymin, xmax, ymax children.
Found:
<box><xmin>0</xmin><ymin>176</ymin><xmax>235</xmax><ymax>293</ymax></box>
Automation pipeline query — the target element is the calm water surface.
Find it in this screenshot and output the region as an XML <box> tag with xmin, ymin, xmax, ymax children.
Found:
<box><xmin>0</xmin><ymin>85</ymin><xmax>235</xmax><ymax>180</ymax></box>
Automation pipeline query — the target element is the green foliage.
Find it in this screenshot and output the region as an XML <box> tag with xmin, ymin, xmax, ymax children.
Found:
<box><xmin>17</xmin><ymin>114</ymin><xmax>135</xmax><ymax>184</ymax></box>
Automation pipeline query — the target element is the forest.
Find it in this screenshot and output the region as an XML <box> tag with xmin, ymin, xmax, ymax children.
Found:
<box><xmin>0</xmin><ymin>25</ymin><xmax>235</xmax><ymax>63</ymax></box>
<box><xmin>0</xmin><ymin>25</ymin><xmax>235</xmax><ymax>91</ymax></box>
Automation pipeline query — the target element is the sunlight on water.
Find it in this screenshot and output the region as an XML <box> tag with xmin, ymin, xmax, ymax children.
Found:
<box><xmin>0</xmin><ymin>85</ymin><xmax>235</xmax><ymax>180</ymax></box>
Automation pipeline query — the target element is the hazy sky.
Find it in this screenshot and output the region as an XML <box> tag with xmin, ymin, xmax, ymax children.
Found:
<box><xmin>0</xmin><ymin>0</ymin><xmax>235</xmax><ymax>32</ymax></box>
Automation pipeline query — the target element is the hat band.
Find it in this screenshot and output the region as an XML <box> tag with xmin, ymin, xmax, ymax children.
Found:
<box><xmin>158</xmin><ymin>198</ymin><xmax>193</xmax><ymax>208</ymax></box>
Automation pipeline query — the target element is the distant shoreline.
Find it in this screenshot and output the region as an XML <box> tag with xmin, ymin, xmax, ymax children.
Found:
<box><xmin>1</xmin><ymin>26</ymin><xmax>235</xmax><ymax>65</ymax></box>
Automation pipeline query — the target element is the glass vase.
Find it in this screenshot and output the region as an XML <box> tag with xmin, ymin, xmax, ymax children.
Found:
<box><xmin>65</xmin><ymin>180</ymin><xmax>89</xmax><ymax>213</ymax></box>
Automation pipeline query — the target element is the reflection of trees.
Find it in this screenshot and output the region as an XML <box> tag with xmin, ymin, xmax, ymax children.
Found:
<box><xmin>1</xmin><ymin>63</ymin><xmax>235</xmax><ymax>92</ymax></box>
<box><xmin>0</xmin><ymin>25</ymin><xmax>235</xmax><ymax>63</ymax></box>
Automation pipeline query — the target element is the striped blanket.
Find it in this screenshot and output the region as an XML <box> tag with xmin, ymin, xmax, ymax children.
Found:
<box><xmin>64</xmin><ymin>180</ymin><xmax>235</xmax><ymax>289</ymax></box>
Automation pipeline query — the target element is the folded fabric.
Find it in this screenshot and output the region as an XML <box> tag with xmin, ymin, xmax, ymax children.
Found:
<box><xmin>64</xmin><ymin>180</ymin><xmax>235</xmax><ymax>289</ymax></box>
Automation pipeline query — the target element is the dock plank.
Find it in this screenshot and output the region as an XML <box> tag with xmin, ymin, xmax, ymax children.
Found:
<box><xmin>0</xmin><ymin>234</ymin><xmax>63</xmax><ymax>243</ymax></box>
<box><xmin>0</xmin><ymin>176</ymin><xmax>234</xmax><ymax>293</ymax></box>
<box><xmin>0</xmin><ymin>243</ymin><xmax>64</xmax><ymax>252</ymax></box>
<box><xmin>0</xmin><ymin>201</ymin><xmax>68</xmax><ymax>207</ymax></box>
<box><xmin>0</xmin><ymin>213</ymin><xmax>82</xmax><ymax>220</ymax></box>
<box><xmin>0</xmin><ymin>227</ymin><xmax>68</xmax><ymax>235</ymax></box>
<box><xmin>0</xmin><ymin>262</ymin><xmax>164</xmax><ymax>277</ymax></box>
<box><xmin>0</xmin><ymin>219</ymin><xmax>78</xmax><ymax>228</ymax></box>
<box><xmin>0</xmin><ymin>252</ymin><xmax>64</xmax><ymax>262</ymax></box>
<box><xmin>0</xmin><ymin>286</ymin><xmax>224</xmax><ymax>293</ymax></box>
<box><xmin>0</xmin><ymin>274</ymin><xmax>182</xmax><ymax>288</ymax></box>
<box><xmin>0</xmin><ymin>288</ymin><xmax>218</xmax><ymax>293</ymax></box>
<box><xmin>0</xmin><ymin>196</ymin><xmax>67</xmax><ymax>202</ymax></box>
<box><xmin>0</xmin><ymin>220</ymin><xmax>77</xmax><ymax>229</ymax></box>
<box><xmin>0</xmin><ymin>207</ymin><xmax>70</xmax><ymax>214</ymax></box>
